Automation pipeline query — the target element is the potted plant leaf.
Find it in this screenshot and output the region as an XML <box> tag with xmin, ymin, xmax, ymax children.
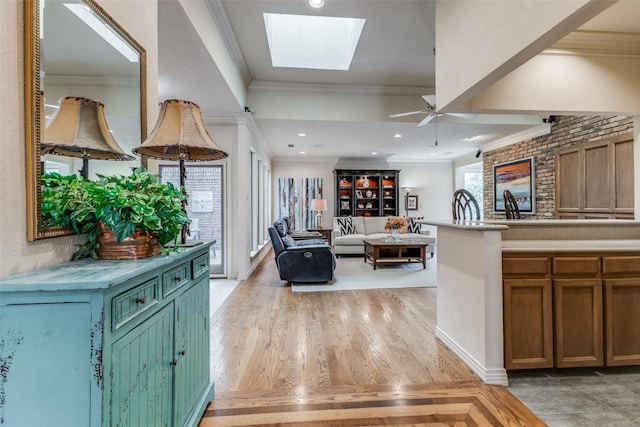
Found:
<box><xmin>42</xmin><ymin>167</ymin><xmax>189</xmax><ymax>260</ymax></box>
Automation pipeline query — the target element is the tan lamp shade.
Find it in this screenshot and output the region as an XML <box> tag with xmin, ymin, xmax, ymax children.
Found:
<box><xmin>42</xmin><ymin>96</ymin><xmax>135</xmax><ymax>161</ymax></box>
<box><xmin>310</xmin><ymin>199</ymin><xmax>327</xmax><ymax>211</ymax></box>
<box><xmin>133</xmin><ymin>99</ymin><xmax>228</xmax><ymax>161</ymax></box>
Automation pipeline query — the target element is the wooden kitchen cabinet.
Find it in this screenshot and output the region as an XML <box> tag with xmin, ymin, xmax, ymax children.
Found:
<box><xmin>503</xmin><ymin>251</ymin><xmax>640</xmax><ymax>370</ymax></box>
<box><xmin>503</xmin><ymin>278</ymin><xmax>554</xmax><ymax>369</ymax></box>
<box><xmin>553</xmin><ymin>278</ymin><xmax>603</xmax><ymax>367</ymax></box>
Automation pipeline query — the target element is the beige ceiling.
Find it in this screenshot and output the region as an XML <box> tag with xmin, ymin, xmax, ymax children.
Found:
<box><xmin>157</xmin><ymin>0</ymin><xmax>639</xmax><ymax>163</ymax></box>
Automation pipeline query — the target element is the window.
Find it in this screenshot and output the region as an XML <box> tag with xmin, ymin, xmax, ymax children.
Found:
<box><xmin>250</xmin><ymin>151</ymin><xmax>270</xmax><ymax>257</ymax></box>
<box><xmin>464</xmin><ymin>169</ymin><xmax>484</xmax><ymax>216</ymax></box>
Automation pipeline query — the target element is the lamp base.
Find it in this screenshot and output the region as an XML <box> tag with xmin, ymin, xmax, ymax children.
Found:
<box><xmin>316</xmin><ymin>212</ymin><xmax>323</xmax><ymax>228</ymax></box>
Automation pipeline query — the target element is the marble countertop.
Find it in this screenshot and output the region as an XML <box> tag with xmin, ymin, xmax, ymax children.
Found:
<box><xmin>502</xmin><ymin>239</ymin><xmax>640</xmax><ymax>252</ymax></box>
<box><xmin>418</xmin><ymin>220</ymin><xmax>509</xmax><ymax>231</ymax></box>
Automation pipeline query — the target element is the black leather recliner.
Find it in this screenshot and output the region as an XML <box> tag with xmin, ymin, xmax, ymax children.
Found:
<box><xmin>268</xmin><ymin>219</ymin><xmax>336</xmax><ymax>284</ymax></box>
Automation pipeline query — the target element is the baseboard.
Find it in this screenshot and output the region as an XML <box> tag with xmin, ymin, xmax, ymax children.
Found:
<box><xmin>435</xmin><ymin>326</ymin><xmax>509</xmax><ymax>386</ymax></box>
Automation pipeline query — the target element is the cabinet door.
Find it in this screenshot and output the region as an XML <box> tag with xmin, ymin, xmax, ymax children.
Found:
<box><xmin>0</xmin><ymin>302</ymin><xmax>92</xmax><ymax>426</ymax></box>
<box><xmin>604</xmin><ymin>278</ymin><xmax>640</xmax><ymax>366</ymax></box>
<box><xmin>111</xmin><ymin>304</ymin><xmax>174</xmax><ymax>427</ymax></box>
<box><xmin>554</xmin><ymin>279</ymin><xmax>603</xmax><ymax>367</ymax></box>
<box><xmin>174</xmin><ymin>277</ymin><xmax>211</xmax><ymax>426</ymax></box>
<box><xmin>503</xmin><ymin>279</ymin><xmax>553</xmax><ymax>369</ymax></box>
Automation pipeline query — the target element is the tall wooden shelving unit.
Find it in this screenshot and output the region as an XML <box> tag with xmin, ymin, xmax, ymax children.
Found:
<box><xmin>335</xmin><ymin>169</ymin><xmax>400</xmax><ymax>217</ymax></box>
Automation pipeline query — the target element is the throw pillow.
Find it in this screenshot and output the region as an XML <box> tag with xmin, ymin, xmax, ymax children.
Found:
<box><xmin>407</xmin><ymin>217</ymin><xmax>422</xmax><ymax>234</ymax></box>
<box><xmin>336</xmin><ymin>216</ymin><xmax>356</xmax><ymax>235</ymax></box>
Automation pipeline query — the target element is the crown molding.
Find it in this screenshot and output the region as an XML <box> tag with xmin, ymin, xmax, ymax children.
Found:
<box><xmin>205</xmin><ymin>0</ymin><xmax>253</xmax><ymax>87</ymax></box>
<box><xmin>548</xmin><ymin>30</ymin><xmax>640</xmax><ymax>57</ymax></box>
<box><xmin>249</xmin><ymin>80</ymin><xmax>435</xmax><ymax>97</ymax></box>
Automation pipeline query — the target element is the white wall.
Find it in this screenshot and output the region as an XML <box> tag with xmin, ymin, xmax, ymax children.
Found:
<box><xmin>272</xmin><ymin>160</ymin><xmax>336</xmax><ymax>226</ymax></box>
<box><xmin>271</xmin><ymin>160</ymin><xmax>454</xmax><ymax>237</ymax></box>
<box><xmin>0</xmin><ymin>0</ymin><xmax>158</xmax><ymax>277</ymax></box>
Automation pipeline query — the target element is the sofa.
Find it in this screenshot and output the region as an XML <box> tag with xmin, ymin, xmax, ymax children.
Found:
<box><xmin>268</xmin><ymin>219</ymin><xmax>336</xmax><ymax>283</ymax></box>
<box><xmin>332</xmin><ymin>216</ymin><xmax>436</xmax><ymax>256</ymax></box>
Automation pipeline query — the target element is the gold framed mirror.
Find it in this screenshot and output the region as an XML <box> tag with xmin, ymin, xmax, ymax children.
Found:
<box><xmin>25</xmin><ymin>0</ymin><xmax>147</xmax><ymax>240</ymax></box>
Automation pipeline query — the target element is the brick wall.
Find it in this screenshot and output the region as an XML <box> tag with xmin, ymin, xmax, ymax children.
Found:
<box><xmin>483</xmin><ymin>115</ymin><xmax>634</xmax><ymax>220</ymax></box>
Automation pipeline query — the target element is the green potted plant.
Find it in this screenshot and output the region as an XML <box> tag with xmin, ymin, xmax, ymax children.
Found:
<box><xmin>42</xmin><ymin>167</ymin><xmax>189</xmax><ymax>260</ymax></box>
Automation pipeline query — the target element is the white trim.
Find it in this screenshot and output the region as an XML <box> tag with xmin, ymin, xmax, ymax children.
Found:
<box><xmin>435</xmin><ymin>327</ymin><xmax>509</xmax><ymax>386</ymax></box>
<box><xmin>249</xmin><ymin>80</ymin><xmax>435</xmax><ymax>97</ymax></box>
<box><xmin>205</xmin><ymin>0</ymin><xmax>252</xmax><ymax>87</ymax></box>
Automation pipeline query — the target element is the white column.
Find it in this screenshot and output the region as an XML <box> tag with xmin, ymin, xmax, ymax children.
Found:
<box><xmin>434</xmin><ymin>225</ymin><xmax>508</xmax><ymax>385</ymax></box>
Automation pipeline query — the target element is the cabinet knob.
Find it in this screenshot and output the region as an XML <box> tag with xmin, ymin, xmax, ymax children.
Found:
<box><xmin>135</xmin><ymin>297</ymin><xmax>146</xmax><ymax>304</ymax></box>
<box><xmin>170</xmin><ymin>359</ymin><xmax>178</xmax><ymax>366</ymax></box>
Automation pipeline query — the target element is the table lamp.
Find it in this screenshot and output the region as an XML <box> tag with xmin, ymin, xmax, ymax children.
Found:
<box><xmin>133</xmin><ymin>99</ymin><xmax>228</xmax><ymax>244</ymax></box>
<box><xmin>310</xmin><ymin>198</ymin><xmax>327</xmax><ymax>228</ymax></box>
<box><xmin>41</xmin><ymin>96</ymin><xmax>135</xmax><ymax>178</ymax></box>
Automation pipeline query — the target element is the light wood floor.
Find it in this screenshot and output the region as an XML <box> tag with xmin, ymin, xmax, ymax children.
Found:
<box><xmin>200</xmin><ymin>255</ymin><xmax>545</xmax><ymax>426</ymax></box>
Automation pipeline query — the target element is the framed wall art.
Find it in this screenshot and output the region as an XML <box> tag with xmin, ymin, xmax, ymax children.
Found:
<box><xmin>407</xmin><ymin>195</ymin><xmax>418</xmax><ymax>210</ymax></box>
<box><xmin>493</xmin><ymin>157</ymin><xmax>535</xmax><ymax>213</ymax></box>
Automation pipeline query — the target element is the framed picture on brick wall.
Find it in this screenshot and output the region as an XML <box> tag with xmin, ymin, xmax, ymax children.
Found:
<box><xmin>493</xmin><ymin>157</ymin><xmax>535</xmax><ymax>213</ymax></box>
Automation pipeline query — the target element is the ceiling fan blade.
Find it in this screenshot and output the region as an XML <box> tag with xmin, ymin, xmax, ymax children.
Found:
<box><xmin>389</xmin><ymin>110</ymin><xmax>426</xmax><ymax>118</ymax></box>
<box><xmin>417</xmin><ymin>113</ymin><xmax>436</xmax><ymax>127</ymax></box>
<box><xmin>447</xmin><ymin>113</ymin><xmax>477</xmax><ymax>120</ymax></box>
<box><xmin>422</xmin><ymin>94</ymin><xmax>436</xmax><ymax>107</ymax></box>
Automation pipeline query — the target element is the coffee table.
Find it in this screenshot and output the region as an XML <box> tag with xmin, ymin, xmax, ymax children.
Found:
<box><xmin>363</xmin><ymin>238</ymin><xmax>428</xmax><ymax>270</ymax></box>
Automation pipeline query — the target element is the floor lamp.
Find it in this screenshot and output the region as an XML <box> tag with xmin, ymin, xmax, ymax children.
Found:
<box><xmin>41</xmin><ymin>96</ymin><xmax>135</xmax><ymax>178</ymax></box>
<box><xmin>401</xmin><ymin>186</ymin><xmax>414</xmax><ymax>217</ymax></box>
<box><xmin>133</xmin><ymin>99</ymin><xmax>229</xmax><ymax>245</ymax></box>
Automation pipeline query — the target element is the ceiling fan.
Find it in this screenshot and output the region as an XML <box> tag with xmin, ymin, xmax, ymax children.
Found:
<box><xmin>390</xmin><ymin>95</ymin><xmax>476</xmax><ymax>127</ymax></box>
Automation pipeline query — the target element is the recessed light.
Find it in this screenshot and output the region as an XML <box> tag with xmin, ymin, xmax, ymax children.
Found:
<box><xmin>298</xmin><ymin>133</ymin><xmax>306</xmax><ymax>137</ymax></box>
<box><xmin>394</xmin><ymin>134</ymin><xmax>402</xmax><ymax>138</ymax></box>
<box><xmin>466</xmin><ymin>135</ymin><xmax>479</xmax><ymax>140</ymax></box>
<box><xmin>309</xmin><ymin>0</ymin><xmax>324</xmax><ymax>8</ymax></box>
<box><xmin>299</xmin><ymin>151</ymin><xmax>306</xmax><ymax>154</ymax></box>
<box><xmin>371</xmin><ymin>152</ymin><xmax>377</xmax><ymax>155</ymax></box>
<box><xmin>288</xmin><ymin>144</ymin><xmax>294</xmax><ymax>148</ymax></box>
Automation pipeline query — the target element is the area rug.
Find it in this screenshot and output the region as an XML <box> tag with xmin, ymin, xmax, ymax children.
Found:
<box><xmin>291</xmin><ymin>255</ymin><xmax>437</xmax><ymax>292</ymax></box>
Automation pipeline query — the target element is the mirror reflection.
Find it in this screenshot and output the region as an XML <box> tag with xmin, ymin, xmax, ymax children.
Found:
<box><xmin>26</xmin><ymin>0</ymin><xmax>146</xmax><ymax>240</ymax></box>
<box><xmin>41</xmin><ymin>0</ymin><xmax>141</xmax><ymax>178</ymax></box>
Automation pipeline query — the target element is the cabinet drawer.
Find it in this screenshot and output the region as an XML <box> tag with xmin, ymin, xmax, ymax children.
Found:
<box><xmin>603</xmin><ymin>256</ymin><xmax>640</xmax><ymax>274</ymax></box>
<box><xmin>553</xmin><ymin>257</ymin><xmax>600</xmax><ymax>275</ymax></box>
<box><xmin>112</xmin><ymin>278</ymin><xmax>159</xmax><ymax>330</ymax></box>
<box><xmin>503</xmin><ymin>257</ymin><xmax>549</xmax><ymax>275</ymax></box>
<box><xmin>192</xmin><ymin>253</ymin><xmax>210</xmax><ymax>278</ymax></box>
<box><xmin>163</xmin><ymin>263</ymin><xmax>189</xmax><ymax>297</ymax></box>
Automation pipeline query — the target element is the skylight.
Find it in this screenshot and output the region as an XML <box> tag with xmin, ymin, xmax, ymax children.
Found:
<box><xmin>263</xmin><ymin>13</ymin><xmax>365</xmax><ymax>71</ymax></box>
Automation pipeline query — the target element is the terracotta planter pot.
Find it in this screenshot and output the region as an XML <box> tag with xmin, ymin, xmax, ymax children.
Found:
<box><xmin>97</xmin><ymin>221</ymin><xmax>162</xmax><ymax>260</ymax></box>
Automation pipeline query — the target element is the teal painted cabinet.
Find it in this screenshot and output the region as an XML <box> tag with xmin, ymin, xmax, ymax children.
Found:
<box><xmin>0</xmin><ymin>243</ymin><xmax>215</xmax><ymax>426</ymax></box>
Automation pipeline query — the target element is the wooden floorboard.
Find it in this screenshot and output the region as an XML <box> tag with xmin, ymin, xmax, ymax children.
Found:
<box><xmin>201</xmin><ymin>254</ymin><xmax>545</xmax><ymax>426</ymax></box>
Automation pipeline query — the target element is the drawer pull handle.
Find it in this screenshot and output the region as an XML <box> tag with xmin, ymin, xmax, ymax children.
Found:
<box><xmin>135</xmin><ymin>297</ymin><xmax>146</xmax><ymax>304</ymax></box>
<box><xmin>170</xmin><ymin>359</ymin><xmax>178</xmax><ymax>366</ymax></box>
<box><xmin>200</xmin><ymin>263</ymin><xmax>207</xmax><ymax>268</ymax></box>
<box><xmin>174</xmin><ymin>276</ymin><xmax>182</xmax><ymax>281</ymax></box>
<box><xmin>178</xmin><ymin>350</ymin><xmax>186</xmax><ymax>356</ymax></box>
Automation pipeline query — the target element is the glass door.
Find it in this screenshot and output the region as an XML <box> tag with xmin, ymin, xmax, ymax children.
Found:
<box><xmin>160</xmin><ymin>165</ymin><xmax>224</xmax><ymax>275</ymax></box>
